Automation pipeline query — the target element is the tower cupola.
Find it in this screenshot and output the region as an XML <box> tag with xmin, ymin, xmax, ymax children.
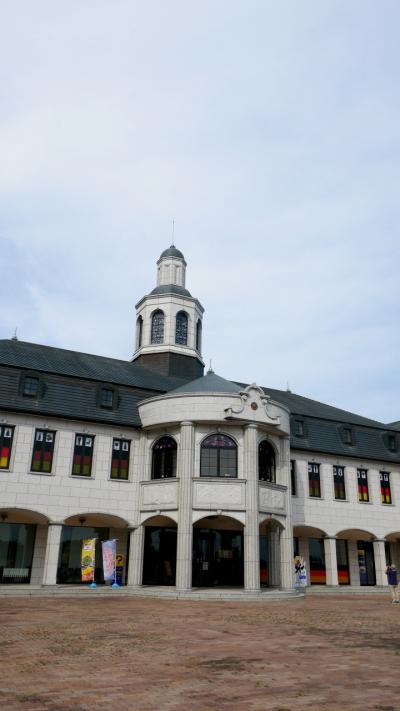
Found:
<box><xmin>132</xmin><ymin>246</ymin><xmax>204</xmax><ymax>380</ymax></box>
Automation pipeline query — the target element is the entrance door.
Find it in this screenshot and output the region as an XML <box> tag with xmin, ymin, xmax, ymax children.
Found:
<box><xmin>192</xmin><ymin>529</ymin><xmax>243</xmax><ymax>587</ymax></box>
<box><xmin>143</xmin><ymin>526</ymin><xmax>177</xmax><ymax>585</ymax></box>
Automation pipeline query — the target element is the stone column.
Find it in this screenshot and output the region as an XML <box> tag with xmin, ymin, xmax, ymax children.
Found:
<box><xmin>324</xmin><ymin>537</ymin><xmax>339</xmax><ymax>586</ymax></box>
<box><xmin>279</xmin><ymin>436</ymin><xmax>294</xmax><ymax>589</ymax></box>
<box><xmin>373</xmin><ymin>539</ymin><xmax>387</xmax><ymax>587</ymax></box>
<box><xmin>42</xmin><ymin>523</ymin><xmax>63</xmax><ymax>585</ymax></box>
<box><xmin>127</xmin><ymin>527</ymin><xmax>144</xmax><ymax>586</ymax></box>
<box><xmin>175</xmin><ymin>421</ymin><xmax>195</xmax><ymax>591</ymax></box>
<box><xmin>348</xmin><ymin>540</ymin><xmax>360</xmax><ymax>586</ymax></box>
<box><xmin>244</xmin><ymin>424</ymin><xmax>260</xmax><ymax>591</ymax></box>
<box><xmin>269</xmin><ymin>525</ymin><xmax>281</xmax><ymax>587</ymax></box>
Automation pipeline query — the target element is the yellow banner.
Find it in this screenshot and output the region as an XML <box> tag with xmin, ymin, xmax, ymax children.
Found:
<box><xmin>81</xmin><ymin>538</ymin><xmax>96</xmax><ymax>582</ymax></box>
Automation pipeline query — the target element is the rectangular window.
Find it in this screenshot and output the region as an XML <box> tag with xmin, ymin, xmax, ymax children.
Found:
<box><xmin>290</xmin><ymin>460</ymin><xmax>296</xmax><ymax>495</ymax></box>
<box><xmin>31</xmin><ymin>430</ymin><xmax>56</xmax><ymax>473</ymax></box>
<box><xmin>0</xmin><ymin>425</ymin><xmax>15</xmax><ymax>469</ymax></box>
<box><xmin>343</xmin><ymin>428</ymin><xmax>352</xmax><ymax>445</ymax></box>
<box><xmin>100</xmin><ymin>388</ymin><xmax>114</xmax><ymax>409</ymax></box>
<box><xmin>380</xmin><ymin>471</ymin><xmax>392</xmax><ymax>504</ymax></box>
<box><xmin>72</xmin><ymin>434</ymin><xmax>95</xmax><ymax>477</ymax></box>
<box><xmin>333</xmin><ymin>465</ymin><xmax>346</xmax><ymax>500</ymax></box>
<box><xmin>110</xmin><ymin>438</ymin><xmax>130</xmax><ymax>480</ymax></box>
<box><xmin>308</xmin><ymin>463</ymin><xmax>321</xmax><ymax>498</ymax></box>
<box><xmin>357</xmin><ymin>468</ymin><xmax>369</xmax><ymax>502</ymax></box>
<box><xmin>22</xmin><ymin>376</ymin><xmax>39</xmax><ymax>397</ymax></box>
<box><xmin>295</xmin><ymin>420</ymin><xmax>304</xmax><ymax>436</ymax></box>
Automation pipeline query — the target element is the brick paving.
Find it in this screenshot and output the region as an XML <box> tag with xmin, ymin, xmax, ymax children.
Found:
<box><xmin>0</xmin><ymin>594</ymin><xmax>399</xmax><ymax>711</ymax></box>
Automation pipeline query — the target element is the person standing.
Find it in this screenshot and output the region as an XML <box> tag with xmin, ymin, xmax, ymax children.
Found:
<box><xmin>385</xmin><ymin>564</ymin><xmax>399</xmax><ymax>603</ymax></box>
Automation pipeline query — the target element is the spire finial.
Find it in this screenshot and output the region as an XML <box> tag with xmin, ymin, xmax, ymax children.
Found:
<box><xmin>286</xmin><ymin>381</ymin><xmax>291</xmax><ymax>393</ymax></box>
<box><xmin>11</xmin><ymin>328</ymin><xmax>18</xmax><ymax>342</ymax></box>
<box><xmin>171</xmin><ymin>219</ymin><xmax>175</xmax><ymax>247</ymax></box>
<box><xmin>207</xmin><ymin>359</ymin><xmax>214</xmax><ymax>375</ymax></box>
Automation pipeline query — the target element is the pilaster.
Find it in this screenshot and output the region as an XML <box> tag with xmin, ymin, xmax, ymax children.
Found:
<box><xmin>324</xmin><ymin>537</ymin><xmax>339</xmax><ymax>586</ymax></box>
<box><xmin>244</xmin><ymin>424</ymin><xmax>260</xmax><ymax>591</ymax></box>
<box><xmin>42</xmin><ymin>523</ymin><xmax>63</xmax><ymax>585</ymax></box>
<box><xmin>175</xmin><ymin>421</ymin><xmax>195</xmax><ymax>590</ymax></box>
<box><xmin>127</xmin><ymin>527</ymin><xmax>144</xmax><ymax>586</ymax></box>
<box><xmin>373</xmin><ymin>539</ymin><xmax>387</xmax><ymax>587</ymax></box>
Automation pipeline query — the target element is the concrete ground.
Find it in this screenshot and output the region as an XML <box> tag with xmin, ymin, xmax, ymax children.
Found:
<box><xmin>0</xmin><ymin>594</ymin><xmax>399</xmax><ymax>711</ymax></box>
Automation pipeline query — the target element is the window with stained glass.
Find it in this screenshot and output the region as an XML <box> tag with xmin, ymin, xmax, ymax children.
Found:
<box><xmin>72</xmin><ymin>434</ymin><xmax>95</xmax><ymax>477</ymax></box>
<box><xmin>175</xmin><ymin>311</ymin><xmax>188</xmax><ymax>346</ymax></box>
<box><xmin>308</xmin><ymin>462</ymin><xmax>321</xmax><ymax>497</ymax></box>
<box><xmin>357</xmin><ymin>468</ymin><xmax>369</xmax><ymax>502</ymax></box>
<box><xmin>290</xmin><ymin>460</ymin><xmax>296</xmax><ymax>495</ymax></box>
<box><xmin>151</xmin><ymin>310</ymin><xmax>164</xmax><ymax>344</ymax></box>
<box><xmin>31</xmin><ymin>430</ymin><xmax>56</xmax><ymax>473</ymax></box>
<box><xmin>152</xmin><ymin>436</ymin><xmax>177</xmax><ymax>479</ymax></box>
<box><xmin>110</xmin><ymin>438</ymin><xmax>130</xmax><ymax>480</ymax></box>
<box><xmin>0</xmin><ymin>425</ymin><xmax>15</xmax><ymax>469</ymax></box>
<box><xmin>258</xmin><ymin>440</ymin><xmax>275</xmax><ymax>482</ymax></box>
<box><xmin>333</xmin><ymin>465</ymin><xmax>346</xmax><ymax>500</ymax></box>
<box><xmin>380</xmin><ymin>471</ymin><xmax>392</xmax><ymax>504</ymax></box>
<box><xmin>200</xmin><ymin>434</ymin><xmax>237</xmax><ymax>478</ymax></box>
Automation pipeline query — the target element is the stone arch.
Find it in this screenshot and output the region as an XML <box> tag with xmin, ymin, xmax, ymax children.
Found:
<box><xmin>335</xmin><ymin>528</ymin><xmax>376</xmax><ymax>540</ymax></box>
<box><xmin>63</xmin><ymin>512</ymin><xmax>129</xmax><ymax>528</ymax></box>
<box><xmin>0</xmin><ymin>507</ymin><xmax>49</xmax><ymax>524</ymax></box>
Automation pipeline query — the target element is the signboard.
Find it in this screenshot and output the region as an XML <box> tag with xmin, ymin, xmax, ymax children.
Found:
<box><xmin>102</xmin><ymin>539</ymin><xmax>117</xmax><ymax>582</ymax></box>
<box><xmin>115</xmin><ymin>554</ymin><xmax>124</xmax><ymax>586</ymax></box>
<box><xmin>81</xmin><ymin>538</ymin><xmax>96</xmax><ymax>582</ymax></box>
<box><xmin>294</xmin><ymin>555</ymin><xmax>308</xmax><ymax>587</ymax></box>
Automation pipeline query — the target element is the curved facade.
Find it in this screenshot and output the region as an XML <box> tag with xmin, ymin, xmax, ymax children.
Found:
<box><xmin>0</xmin><ymin>246</ymin><xmax>399</xmax><ymax>594</ymax></box>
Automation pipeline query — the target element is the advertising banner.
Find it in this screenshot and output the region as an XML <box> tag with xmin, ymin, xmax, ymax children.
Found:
<box><xmin>102</xmin><ymin>539</ymin><xmax>117</xmax><ymax>582</ymax></box>
<box><xmin>81</xmin><ymin>538</ymin><xmax>96</xmax><ymax>582</ymax></box>
<box><xmin>294</xmin><ymin>555</ymin><xmax>308</xmax><ymax>587</ymax></box>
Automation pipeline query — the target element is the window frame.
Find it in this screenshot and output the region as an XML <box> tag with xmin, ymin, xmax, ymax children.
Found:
<box><xmin>151</xmin><ymin>436</ymin><xmax>178</xmax><ymax>480</ymax></box>
<box><xmin>0</xmin><ymin>425</ymin><xmax>15</xmax><ymax>470</ymax></box>
<box><xmin>175</xmin><ymin>311</ymin><xmax>188</xmax><ymax>346</ymax></box>
<box><xmin>71</xmin><ymin>433</ymin><xmax>95</xmax><ymax>478</ymax></box>
<box><xmin>200</xmin><ymin>433</ymin><xmax>238</xmax><ymax>479</ymax></box>
<box><xmin>333</xmin><ymin>465</ymin><xmax>346</xmax><ymax>500</ymax></box>
<box><xmin>308</xmin><ymin>462</ymin><xmax>321</xmax><ymax>498</ymax></box>
<box><xmin>30</xmin><ymin>429</ymin><xmax>56</xmax><ymax>474</ymax></box>
<box><xmin>357</xmin><ymin>468</ymin><xmax>369</xmax><ymax>502</ymax></box>
<box><xmin>290</xmin><ymin>460</ymin><xmax>297</xmax><ymax>496</ymax></box>
<box><xmin>258</xmin><ymin>439</ymin><xmax>276</xmax><ymax>483</ymax></box>
<box><xmin>151</xmin><ymin>309</ymin><xmax>165</xmax><ymax>344</ymax></box>
<box><xmin>110</xmin><ymin>438</ymin><xmax>131</xmax><ymax>481</ymax></box>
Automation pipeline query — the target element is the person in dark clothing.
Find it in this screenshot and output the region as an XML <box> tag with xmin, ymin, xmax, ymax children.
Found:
<box><xmin>386</xmin><ymin>564</ymin><xmax>399</xmax><ymax>603</ymax></box>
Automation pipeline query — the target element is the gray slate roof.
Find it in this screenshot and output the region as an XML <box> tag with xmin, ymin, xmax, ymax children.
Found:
<box><xmin>150</xmin><ymin>284</ymin><xmax>192</xmax><ymax>298</ymax></box>
<box><xmin>159</xmin><ymin>245</ymin><xmax>185</xmax><ymax>260</ymax></box>
<box><xmin>171</xmin><ymin>371</ymin><xmax>242</xmax><ymax>394</ymax></box>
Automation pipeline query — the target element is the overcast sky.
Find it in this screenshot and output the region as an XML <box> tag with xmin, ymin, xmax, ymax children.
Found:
<box><xmin>1</xmin><ymin>1</ymin><xmax>399</xmax><ymax>423</ymax></box>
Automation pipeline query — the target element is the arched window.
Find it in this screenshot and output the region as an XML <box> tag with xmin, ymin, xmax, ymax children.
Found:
<box><xmin>151</xmin><ymin>310</ymin><xmax>164</xmax><ymax>344</ymax></box>
<box><xmin>175</xmin><ymin>311</ymin><xmax>188</xmax><ymax>345</ymax></box>
<box><xmin>200</xmin><ymin>434</ymin><xmax>237</xmax><ymax>478</ymax></box>
<box><xmin>136</xmin><ymin>316</ymin><xmax>143</xmax><ymax>349</ymax></box>
<box><xmin>196</xmin><ymin>320</ymin><xmax>202</xmax><ymax>352</ymax></box>
<box><xmin>152</xmin><ymin>436</ymin><xmax>177</xmax><ymax>479</ymax></box>
<box><xmin>258</xmin><ymin>440</ymin><xmax>275</xmax><ymax>482</ymax></box>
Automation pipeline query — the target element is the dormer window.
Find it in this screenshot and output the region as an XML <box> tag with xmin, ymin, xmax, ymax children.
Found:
<box><xmin>340</xmin><ymin>426</ymin><xmax>353</xmax><ymax>445</ymax></box>
<box><xmin>100</xmin><ymin>388</ymin><xmax>114</xmax><ymax>409</ymax></box>
<box><xmin>388</xmin><ymin>434</ymin><xmax>397</xmax><ymax>452</ymax></box>
<box><xmin>294</xmin><ymin>420</ymin><xmax>304</xmax><ymax>437</ymax></box>
<box><xmin>22</xmin><ymin>375</ymin><xmax>39</xmax><ymax>397</ymax></box>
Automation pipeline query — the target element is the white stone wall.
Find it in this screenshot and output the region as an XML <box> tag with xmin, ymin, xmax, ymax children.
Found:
<box><xmin>291</xmin><ymin>449</ymin><xmax>400</xmax><ymax>539</ymax></box>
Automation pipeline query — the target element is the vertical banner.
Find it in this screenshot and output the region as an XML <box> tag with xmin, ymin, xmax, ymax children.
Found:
<box><xmin>102</xmin><ymin>539</ymin><xmax>117</xmax><ymax>582</ymax></box>
<box><xmin>294</xmin><ymin>556</ymin><xmax>308</xmax><ymax>587</ymax></box>
<box><xmin>81</xmin><ymin>538</ymin><xmax>96</xmax><ymax>582</ymax></box>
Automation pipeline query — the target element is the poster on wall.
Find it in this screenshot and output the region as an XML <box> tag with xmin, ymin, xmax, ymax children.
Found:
<box><xmin>102</xmin><ymin>539</ymin><xmax>117</xmax><ymax>582</ymax></box>
<box><xmin>294</xmin><ymin>556</ymin><xmax>308</xmax><ymax>587</ymax></box>
<box><xmin>81</xmin><ymin>538</ymin><xmax>96</xmax><ymax>582</ymax></box>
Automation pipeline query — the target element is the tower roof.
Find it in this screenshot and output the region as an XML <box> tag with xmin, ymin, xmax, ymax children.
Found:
<box><xmin>159</xmin><ymin>245</ymin><xmax>185</xmax><ymax>260</ymax></box>
<box><xmin>169</xmin><ymin>370</ymin><xmax>242</xmax><ymax>394</ymax></box>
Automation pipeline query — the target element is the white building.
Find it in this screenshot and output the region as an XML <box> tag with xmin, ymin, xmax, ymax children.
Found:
<box><xmin>0</xmin><ymin>246</ymin><xmax>399</xmax><ymax>595</ymax></box>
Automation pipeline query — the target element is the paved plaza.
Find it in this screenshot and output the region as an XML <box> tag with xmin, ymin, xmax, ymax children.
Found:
<box><xmin>0</xmin><ymin>594</ymin><xmax>399</xmax><ymax>710</ymax></box>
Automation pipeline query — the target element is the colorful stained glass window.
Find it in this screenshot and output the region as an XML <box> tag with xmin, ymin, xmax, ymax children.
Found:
<box><xmin>258</xmin><ymin>440</ymin><xmax>275</xmax><ymax>482</ymax></box>
<box><xmin>152</xmin><ymin>436</ymin><xmax>177</xmax><ymax>479</ymax></box>
<box><xmin>380</xmin><ymin>471</ymin><xmax>392</xmax><ymax>504</ymax></box>
<box><xmin>308</xmin><ymin>463</ymin><xmax>321</xmax><ymax>497</ymax></box>
<box><xmin>72</xmin><ymin>434</ymin><xmax>94</xmax><ymax>477</ymax></box>
<box><xmin>200</xmin><ymin>434</ymin><xmax>237</xmax><ymax>478</ymax></box>
<box><xmin>110</xmin><ymin>438</ymin><xmax>130</xmax><ymax>480</ymax></box>
<box><xmin>0</xmin><ymin>425</ymin><xmax>15</xmax><ymax>469</ymax></box>
<box><xmin>151</xmin><ymin>310</ymin><xmax>164</xmax><ymax>344</ymax></box>
<box><xmin>31</xmin><ymin>429</ymin><xmax>55</xmax><ymax>473</ymax></box>
<box><xmin>333</xmin><ymin>465</ymin><xmax>346</xmax><ymax>500</ymax></box>
<box><xmin>175</xmin><ymin>311</ymin><xmax>188</xmax><ymax>345</ymax></box>
<box><xmin>357</xmin><ymin>468</ymin><xmax>369</xmax><ymax>502</ymax></box>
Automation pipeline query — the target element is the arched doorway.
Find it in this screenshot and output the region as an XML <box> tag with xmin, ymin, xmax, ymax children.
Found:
<box><xmin>59</xmin><ymin>513</ymin><xmax>129</xmax><ymax>584</ymax></box>
<box><xmin>192</xmin><ymin>515</ymin><xmax>244</xmax><ymax>587</ymax></box>
<box><xmin>0</xmin><ymin>508</ymin><xmax>49</xmax><ymax>585</ymax></box>
<box><xmin>142</xmin><ymin>516</ymin><xmax>177</xmax><ymax>586</ymax></box>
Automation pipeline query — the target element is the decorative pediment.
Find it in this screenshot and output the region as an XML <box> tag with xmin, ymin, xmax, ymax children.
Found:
<box><xmin>224</xmin><ymin>383</ymin><xmax>280</xmax><ymax>425</ymax></box>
